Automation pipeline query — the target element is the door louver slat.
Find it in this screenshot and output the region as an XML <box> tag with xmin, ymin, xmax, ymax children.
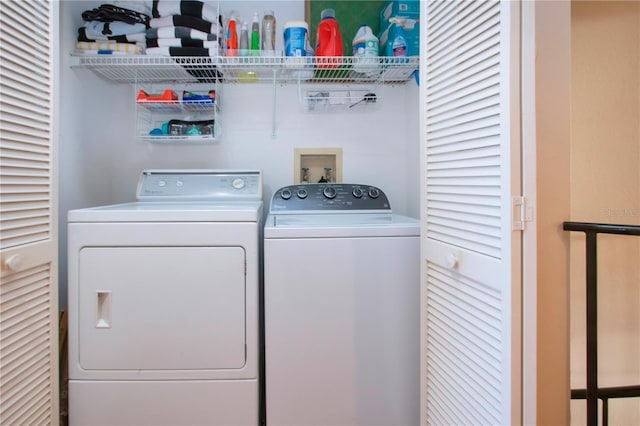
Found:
<box><xmin>425</xmin><ymin>262</ymin><xmax>502</xmax><ymax>425</ymax></box>
<box><xmin>0</xmin><ymin>0</ymin><xmax>56</xmax><ymax>422</ymax></box>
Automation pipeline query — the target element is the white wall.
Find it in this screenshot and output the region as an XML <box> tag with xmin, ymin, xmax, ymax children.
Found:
<box><xmin>58</xmin><ymin>0</ymin><xmax>421</xmax><ymax>308</ymax></box>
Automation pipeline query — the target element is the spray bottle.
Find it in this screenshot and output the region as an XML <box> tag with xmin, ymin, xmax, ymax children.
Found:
<box><xmin>389</xmin><ymin>17</ymin><xmax>407</xmax><ymax>57</ymax></box>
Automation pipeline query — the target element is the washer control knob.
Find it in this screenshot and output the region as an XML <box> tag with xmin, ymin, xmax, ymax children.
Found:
<box><xmin>232</xmin><ymin>178</ymin><xmax>246</xmax><ymax>189</ymax></box>
<box><xmin>368</xmin><ymin>187</ymin><xmax>380</xmax><ymax>199</ymax></box>
<box><xmin>323</xmin><ymin>186</ymin><xmax>337</xmax><ymax>199</ymax></box>
<box><xmin>158</xmin><ymin>180</ymin><xmax>166</xmax><ymax>187</ymax></box>
<box><xmin>176</xmin><ymin>180</ymin><xmax>184</xmax><ymax>187</ymax></box>
<box><xmin>280</xmin><ymin>189</ymin><xmax>292</xmax><ymax>200</ymax></box>
<box><xmin>296</xmin><ymin>188</ymin><xmax>308</xmax><ymax>199</ymax></box>
<box><xmin>352</xmin><ymin>188</ymin><xmax>364</xmax><ymax>198</ymax></box>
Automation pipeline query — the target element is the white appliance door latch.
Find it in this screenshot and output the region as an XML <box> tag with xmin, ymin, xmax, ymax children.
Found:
<box><xmin>512</xmin><ymin>196</ymin><xmax>533</xmax><ymax>231</ymax></box>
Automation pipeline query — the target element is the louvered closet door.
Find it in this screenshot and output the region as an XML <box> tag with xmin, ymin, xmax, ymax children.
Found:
<box><xmin>420</xmin><ymin>1</ymin><xmax>522</xmax><ymax>425</ymax></box>
<box><xmin>0</xmin><ymin>0</ymin><xmax>59</xmax><ymax>424</ymax></box>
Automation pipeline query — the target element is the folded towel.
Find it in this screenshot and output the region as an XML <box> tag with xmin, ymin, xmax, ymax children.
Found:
<box><xmin>146</xmin><ymin>26</ymin><xmax>217</xmax><ymax>41</ymax></box>
<box><xmin>83</xmin><ymin>20</ymin><xmax>147</xmax><ymax>38</ymax></box>
<box><xmin>78</xmin><ymin>27</ymin><xmax>146</xmax><ymax>43</ymax></box>
<box><xmin>77</xmin><ymin>41</ymin><xmax>143</xmax><ymax>54</ymax></box>
<box><xmin>111</xmin><ymin>1</ymin><xmax>153</xmax><ymax>16</ymax></box>
<box><xmin>74</xmin><ymin>49</ymin><xmax>135</xmax><ymax>56</ymax></box>
<box><xmin>146</xmin><ymin>38</ymin><xmax>218</xmax><ymax>48</ymax></box>
<box><xmin>150</xmin><ymin>15</ymin><xmax>218</xmax><ymax>34</ymax></box>
<box><xmin>145</xmin><ymin>46</ymin><xmax>217</xmax><ymax>56</ymax></box>
<box><xmin>152</xmin><ymin>0</ymin><xmax>217</xmax><ymax>23</ymax></box>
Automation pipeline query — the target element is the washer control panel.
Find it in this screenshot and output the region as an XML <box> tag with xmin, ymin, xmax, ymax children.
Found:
<box><xmin>137</xmin><ymin>169</ymin><xmax>262</xmax><ymax>200</ymax></box>
<box><xmin>270</xmin><ymin>184</ymin><xmax>391</xmax><ymax>213</ymax></box>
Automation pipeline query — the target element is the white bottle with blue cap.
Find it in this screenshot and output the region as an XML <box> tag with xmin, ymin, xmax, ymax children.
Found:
<box><xmin>352</xmin><ymin>24</ymin><xmax>379</xmax><ymax>76</ymax></box>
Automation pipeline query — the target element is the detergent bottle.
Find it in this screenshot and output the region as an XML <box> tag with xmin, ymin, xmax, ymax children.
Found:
<box><xmin>352</xmin><ymin>24</ymin><xmax>379</xmax><ymax>76</ymax></box>
<box><xmin>315</xmin><ymin>8</ymin><xmax>343</xmax><ymax>68</ymax></box>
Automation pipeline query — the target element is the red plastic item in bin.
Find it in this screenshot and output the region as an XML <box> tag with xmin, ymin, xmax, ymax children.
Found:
<box><xmin>136</xmin><ymin>89</ymin><xmax>179</xmax><ymax>103</ymax></box>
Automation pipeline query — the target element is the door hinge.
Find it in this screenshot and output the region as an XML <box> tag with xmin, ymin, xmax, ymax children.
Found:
<box><xmin>512</xmin><ymin>196</ymin><xmax>533</xmax><ymax>231</ymax></box>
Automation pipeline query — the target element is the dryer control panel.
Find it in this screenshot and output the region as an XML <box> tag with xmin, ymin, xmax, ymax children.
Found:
<box><xmin>137</xmin><ymin>169</ymin><xmax>262</xmax><ymax>201</ymax></box>
<box><xmin>270</xmin><ymin>184</ymin><xmax>391</xmax><ymax>213</ymax></box>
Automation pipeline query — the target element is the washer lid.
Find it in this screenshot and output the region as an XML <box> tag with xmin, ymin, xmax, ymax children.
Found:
<box><xmin>68</xmin><ymin>201</ymin><xmax>263</xmax><ymax>222</ymax></box>
<box><xmin>264</xmin><ymin>213</ymin><xmax>419</xmax><ymax>238</ymax></box>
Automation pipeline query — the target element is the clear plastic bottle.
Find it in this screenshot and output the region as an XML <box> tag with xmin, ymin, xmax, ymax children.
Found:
<box><xmin>240</xmin><ymin>21</ymin><xmax>249</xmax><ymax>56</ymax></box>
<box><xmin>261</xmin><ymin>10</ymin><xmax>276</xmax><ymax>55</ymax></box>
<box><xmin>251</xmin><ymin>12</ymin><xmax>260</xmax><ymax>56</ymax></box>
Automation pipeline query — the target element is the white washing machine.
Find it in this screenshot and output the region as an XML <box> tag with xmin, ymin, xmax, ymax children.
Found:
<box><xmin>264</xmin><ymin>183</ymin><xmax>420</xmax><ymax>426</ymax></box>
<box><xmin>67</xmin><ymin>170</ymin><xmax>263</xmax><ymax>426</ymax></box>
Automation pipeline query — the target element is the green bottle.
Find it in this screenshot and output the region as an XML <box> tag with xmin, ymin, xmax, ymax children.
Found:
<box><xmin>251</xmin><ymin>12</ymin><xmax>260</xmax><ymax>55</ymax></box>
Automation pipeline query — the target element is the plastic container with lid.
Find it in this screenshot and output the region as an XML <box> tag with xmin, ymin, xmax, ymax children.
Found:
<box><xmin>284</xmin><ymin>20</ymin><xmax>308</xmax><ymax>57</ymax></box>
<box><xmin>315</xmin><ymin>8</ymin><xmax>343</xmax><ymax>68</ymax></box>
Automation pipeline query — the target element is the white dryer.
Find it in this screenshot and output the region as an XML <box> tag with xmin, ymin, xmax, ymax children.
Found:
<box><xmin>264</xmin><ymin>183</ymin><xmax>420</xmax><ymax>426</ymax></box>
<box><xmin>67</xmin><ymin>170</ymin><xmax>263</xmax><ymax>426</ymax></box>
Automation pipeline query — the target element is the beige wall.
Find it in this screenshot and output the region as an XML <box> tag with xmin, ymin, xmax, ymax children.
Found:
<box><xmin>571</xmin><ymin>1</ymin><xmax>640</xmax><ymax>424</ymax></box>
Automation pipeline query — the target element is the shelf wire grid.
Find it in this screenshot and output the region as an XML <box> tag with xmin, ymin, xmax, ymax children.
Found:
<box><xmin>70</xmin><ymin>55</ymin><xmax>418</xmax><ymax>85</ymax></box>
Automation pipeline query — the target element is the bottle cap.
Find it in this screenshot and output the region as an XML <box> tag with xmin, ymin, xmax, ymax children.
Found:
<box><xmin>321</xmin><ymin>8</ymin><xmax>335</xmax><ymax>19</ymax></box>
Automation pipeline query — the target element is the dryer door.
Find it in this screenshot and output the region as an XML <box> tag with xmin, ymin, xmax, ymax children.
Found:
<box><xmin>77</xmin><ymin>246</ymin><xmax>246</xmax><ymax>371</ymax></box>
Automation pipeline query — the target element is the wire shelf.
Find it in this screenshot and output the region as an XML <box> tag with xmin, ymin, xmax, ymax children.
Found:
<box><xmin>70</xmin><ymin>54</ymin><xmax>419</xmax><ymax>84</ymax></box>
<box><xmin>136</xmin><ymin>100</ymin><xmax>217</xmax><ymax>113</ymax></box>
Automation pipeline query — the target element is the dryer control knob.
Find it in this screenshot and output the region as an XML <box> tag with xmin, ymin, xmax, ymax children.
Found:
<box><xmin>368</xmin><ymin>187</ymin><xmax>380</xmax><ymax>199</ymax></box>
<box><xmin>232</xmin><ymin>178</ymin><xmax>246</xmax><ymax>189</ymax></box>
<box><xmin>352</xmin><ymin>188</ymin><xmax>364</xmax><ymax>198</ymax></box>
<box><xmin>280</xmin><ymin>189</ymin><xmax>292</xmax><ymax>200</ymax></box>
<box><xmin>323</xmin><ymin>186</ymin><xmax>337</xmax><ymax>199</ymax></box>
<box><xmin>297</xmin><ymin>188</ymin><xmax>308</xmax><ymax>199</ymax></box>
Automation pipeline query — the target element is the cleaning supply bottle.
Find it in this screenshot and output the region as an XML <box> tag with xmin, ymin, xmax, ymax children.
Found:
<box><xmin>390</xmin><ymin>17</ymin><xmax>407</xmax><ymax>58</ymax></box>
<box><xmin>226</xmin><ymin>13</ymin><xmax>238</xmax><ymax>56</ymax></box>
<box><xmin>251</xmin><ymin>12</ymin><xmax>260</xmax><ymax>56</ymax></box>
<box><xmin>315</xmin><ymin>8</ymin><xmax>343</xmax><ymax>68</ymax></box>
<box><xmin>352</xmin><ymin>24</ymin><xmax>379</xmax><ymax>76</ymax></box>
<box><xmin>240</xmin><ymin>21</ymin><xmax>249</xmax><ymax>56</ymax></box>
<box><xmin>261</xmin><ymin>10</ymin><xmax>276</xmax><ymax>55</ymax></box>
